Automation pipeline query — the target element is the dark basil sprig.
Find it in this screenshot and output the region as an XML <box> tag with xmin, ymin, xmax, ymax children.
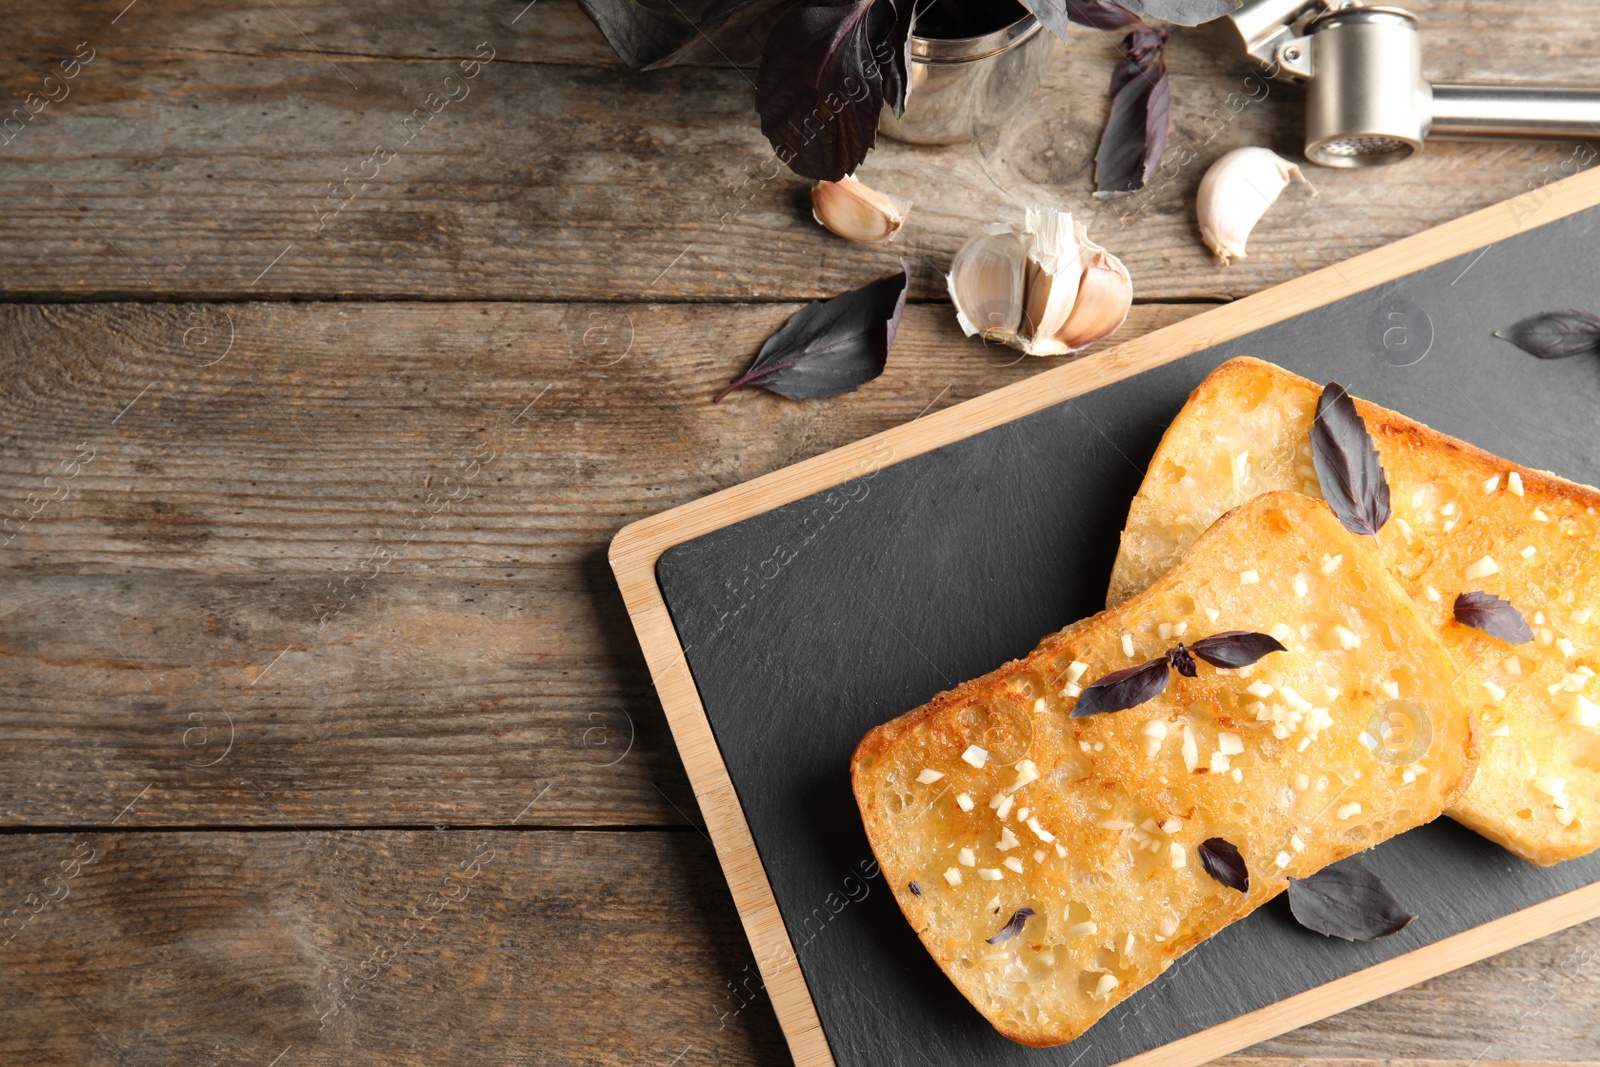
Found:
<box><xmin>1494</xmin><ymin>309</ymin><xmax>1600</xmax><ymax>360</ymax></box>
<box><xmin>1197</xmin><ymin>837</ymin><xmax>1249</xmax><ymax>893</ymax></box>
<box><xmin>1454</xmin><ymin>591</ymin><xmax>1533</xmax><ymax>644</ymax></box>
<box><xmin>1288</xmin><ymin>854</ymin><xmax>1416</xmax><ymax>941</ymax></box>
<box><xmin>1071</xmin><ymin>630</ymin><xmax>1286</xmax><ymax>717</ymax></box>
<box><xmin>1312</xmin><ymin>382</ymin><xmax>1392</xmax><ymax>537</ymax></box>
<box><xmin>985</xmin><ymin>906</ymin><xmax>1035</xmax><ymax>945</ymax></box>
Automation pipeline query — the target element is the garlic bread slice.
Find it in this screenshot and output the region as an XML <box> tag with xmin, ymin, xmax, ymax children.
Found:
<box><xmin>1108</xmin><ymin>356</ymin><xmax>1600</xmax><ymax>865</ymax></box>
<box><xmin>852</xmin><ymin>492</ymin><xmax>1477</xmax><ymax>1047</ymax></box>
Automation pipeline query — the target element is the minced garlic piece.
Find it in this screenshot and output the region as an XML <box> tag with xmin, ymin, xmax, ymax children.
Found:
<box><xmin>1012</xmin><ymin>759</ymin><xmax>1040</xmax><ymax>790</ymax></box>
<box><xmin>1567</xmin><ymin>695</ymin><xmax>1600</xmax><ymax>729</ymax></box>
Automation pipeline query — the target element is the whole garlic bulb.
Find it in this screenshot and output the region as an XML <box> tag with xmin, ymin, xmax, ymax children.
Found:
<box><xmin>947</xmin><ymin>208</ymin><xmax>1132</xmax><ymax>357</ymax></box>
<box><xmin>1196</xmin><ymin>147</ymin><xmax>1316</xmax><ymax>265</ymax></box>
<box><xmin>812</xmin><ymin>175</ymin><xmax>906</xmax><ymax>243</ymax></box>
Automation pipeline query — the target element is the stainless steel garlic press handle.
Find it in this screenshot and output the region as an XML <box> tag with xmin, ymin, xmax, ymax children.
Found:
<box><xmin>1430</xmin><ymin>84</ymin><xmax>1600</xmax><ymax>141</ymax></box>
<box><xmin>1228</xmin><ymin>0</ymin><xmax>1600</xmax><ymax>167</ymax></box>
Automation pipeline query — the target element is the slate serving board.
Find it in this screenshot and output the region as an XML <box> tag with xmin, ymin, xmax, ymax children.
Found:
<box><xmin>654</xmin><ymin>203</ymin><xmax>1600</xmax><ymax>1066</ymax></box>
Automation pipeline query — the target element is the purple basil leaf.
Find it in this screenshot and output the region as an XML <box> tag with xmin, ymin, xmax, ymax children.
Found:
<box><xmin>647</xmin><ymin>0</ymin><xmax>806</xmax><ymax>68</ymax></box>
<box><xmin>1198</xmin><ymin>837</ymin><xmax>1249</xmax><ymax>892</ymax></box>
<box><xmin>1311</xmin><ymin>382</ymin><xmax>1392</xmax><ymax>537</ymax></box>
<box><xmin>1288</xmin><ymin>855</ymin><xmax>1416</xmax><ymax>941</ymax></box>
<box><xmin>1111</xmin><ymin>0</ymin><xmax>1238</xmax><ymax>26</ymax></box>
<box><xmin>986</xmin><ymin>906</ymin><xmax>1035</xmax><ymax>944</ymax></box>
<box><xmin>1071</xmin><ymin>656</ymin><xmax>1170</xmax><ymax>717</ymax></box>
<box><xmin>1167</xmin><ymin>644</ymin><xmax>1197</xmax><ymax>677</ymax></box>
<box><xmin>909</xmin><ymin>880</ymin><xmax>921</xmax><ymax>895</ymax></box>
<box><xmin>716</xmin><ymin>264</ymin><xmax>909</xmax><ymax>401</ymax></box>
<box><xmin>1188</xmin><ymin>631</ymin><xmax>1286</xmax><ymax>669</ymax></box>
<box><xmin>1454</xmin><ymin>591</ymin><xmax>1533</xmax><ymax>645</ymax></box>
<box><xmin>1494</xmin><ymin>309</ymin><xmax>1600</xmax><ymax>360</ymax></box>
<box><xmin>757</xmin><ymin>0</ymin><xmax>899</xmax><ymax>181</ymax></box>
<box><xmin>1066</xmin><ymin>0</ymin><xmax>1142</xmax><ymax>30</ymax></box>
<box><xmin>578</xmin><ymin>0</ymin><xmax>694</xmax><ymax>69</ymax></box>
<box><xmin>1093</xmin><ymin>25</ymin><xmax>1171</xmax><ymax>198</ymax></box>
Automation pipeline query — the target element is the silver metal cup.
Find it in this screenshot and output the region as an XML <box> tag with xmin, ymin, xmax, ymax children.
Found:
<box><xmin>877</xmin><ymin>15</ymin><xmax>1053</xmax><ymax>146</ymax></box>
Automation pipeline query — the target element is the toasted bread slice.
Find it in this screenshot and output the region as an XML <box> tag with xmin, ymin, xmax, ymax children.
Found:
<box><xmin>852</xmin><ymin>492</ymin><xmax>1477</xmax><ymax>1047</ymax></box>
<box><xmin>1108</xmin><ymin>357</ymin><xmax>1600</xmax><ymax>865</ymax></box>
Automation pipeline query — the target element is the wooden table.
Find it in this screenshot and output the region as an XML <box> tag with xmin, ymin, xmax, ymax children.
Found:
<box><xmin>1</xmin><ymin>2</ymin><xmax>1596</xmax><ymax>1064</ymax></box>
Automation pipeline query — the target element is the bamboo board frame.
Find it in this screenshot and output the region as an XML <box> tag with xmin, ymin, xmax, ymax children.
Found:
<box><xmin>609</xmin><ymin>164</ymin><xmax>1600</xmax><ymax>1067</ymax></box>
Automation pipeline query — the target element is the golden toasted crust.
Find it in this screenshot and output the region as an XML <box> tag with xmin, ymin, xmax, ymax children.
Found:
<box><xmin>1109</xmin><ymin>357</ymin><xmax>1600</xmax><ymax>865</ymax></box>
<box><xmin>852</xmin><ymin>492</ymin><xmax>1477</xmax><ymax>1047</ymax></box>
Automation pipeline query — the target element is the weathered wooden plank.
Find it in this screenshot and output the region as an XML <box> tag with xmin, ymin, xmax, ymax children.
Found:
<box><xmin>0</xmin><ymin>300</ymin><xmax>1202</xmax><ymax>825</ymax></box>
<box><xmin>0</xmin><ymin>572</ymin><xmax>691</xmax><ymax>826</ymax></box>
<box><xmin>0</xmin><ymin>830</ymin><xmax>1593</xmax><ymax>1066</ymax></box>
<box><xmin>0</xmin><ymin>300</ymin><xmax>1201</xmax><ymax>574</ymax></box>
<box><xmin>0</xmin><ymin>2</ymin><xmax>1594</xmax><ymax>302</ymax></box>
<box><xmin>0</xmin><ymin>830</ymin><xmax>791</xmax><ymax>1066</ymax></box>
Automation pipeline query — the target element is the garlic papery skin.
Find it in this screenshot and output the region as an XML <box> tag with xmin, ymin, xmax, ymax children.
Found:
<box><xmin>947</xmin><ymin>207</ymin><xmax>1134</xmax><ymax>357</ymax></box>
<box><xmin>947</xmin><ymin>225</ymin><xmax>1027</xmax><ymax>342</ymax></box>
<box><xmin>1020</xmin><ymin>207</ymin><xmax>1083</xmax><ymax>351</ymax></box>
<box><xmin>1196</xmin><ymin>147</ymin><xmax>1316</xmax><ymax>265</ymax></box>
<box><xmin>812</xmin><ymin>175</ymin><xmax>906</xmax><ymax>243</ymax></box>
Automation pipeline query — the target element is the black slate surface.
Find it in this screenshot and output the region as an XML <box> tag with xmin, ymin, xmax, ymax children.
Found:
<box><xmin>655</xmin><ymin>204</ymin><xmax>1600</xmax><ymax>1066</ymax></box>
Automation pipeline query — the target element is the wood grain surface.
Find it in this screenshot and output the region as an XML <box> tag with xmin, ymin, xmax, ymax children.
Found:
<box><xmin>3</xmin><ymin>0</ymin><xmax>1599</xmax><ymax>1063</ymax></box>
<box><xmin>0</xmin><ymin>300</ymin><xmax>1197</xmax><ymax>827</ymax></box>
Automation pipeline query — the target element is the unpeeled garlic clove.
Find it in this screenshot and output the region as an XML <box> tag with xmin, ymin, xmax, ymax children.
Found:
<box><xmin>1051</xmin><ymin>246</ymin><xmax>1132</xmax><ymax>351</ymax></box>
<box><xmin>1196</xmin><ymin>147</ymin><xmax>1316</xmax><ymax>266</ymax></box>
<box><xmin>947</xmin><ymin>207</ymin><xmax>1133</xmax><ymax>357</ymax></box>
<box><xmin>947</xmin><ymin>225</ymin><xmax>1027</xmax><ymax>342</ymax></box>
<box><xmin>812</xmin><ymin>175</ymin><xmax>906</xmax><ymax>243</ymax></box>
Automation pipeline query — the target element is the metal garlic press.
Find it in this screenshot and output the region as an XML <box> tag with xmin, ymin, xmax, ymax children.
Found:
<box><xmin>1226</xmin><ymin>0</ymin><xmax>1600</xmax><ymax>166</ymax></box>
